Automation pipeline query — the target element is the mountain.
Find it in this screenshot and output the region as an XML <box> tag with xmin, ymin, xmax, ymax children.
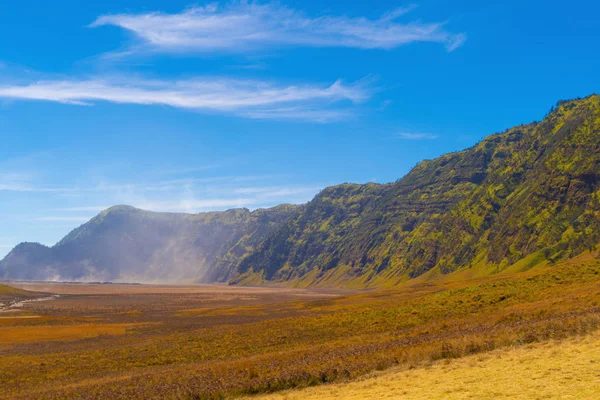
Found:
<box><xmin>0</xmin><ymin>205</ymin><xmax>298</xmax><ymax>282</ymax></box>
<box><xmin>2</xmin><ymin>95</ymin><xmax>600</xmax><ymax>286</ymax></box>
<box><xmin>232</xmin><ymin>94</ymin><xmax>600</xmax><ymax>286</ymax></box>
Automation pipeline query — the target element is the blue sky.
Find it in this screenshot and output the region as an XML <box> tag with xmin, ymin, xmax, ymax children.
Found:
<box><xmin>0</xmin><ymin>0</ymin><xmax>599</xmax><ymax>256</ymax></box>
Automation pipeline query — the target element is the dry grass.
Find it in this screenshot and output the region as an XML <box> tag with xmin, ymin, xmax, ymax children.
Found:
<box><xmin>0</xmin><ymin>284</ymin><xmax>36</xmax><ymax>301</ymax></box>
<box><xmin>1</xmin><ymin>256</ymin><xmax>600</xmax><ymax>399</ymax></box>
<box><xmin>250</xmin><ymin>332</ymin><xmax>600</xmax><ymax>399</ymax></box>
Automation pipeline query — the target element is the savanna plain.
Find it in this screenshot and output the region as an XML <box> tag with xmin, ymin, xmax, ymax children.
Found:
<box><xmin>2</xmin><ymin>252</ymin><xmax>600</xmax><ymax>399</ymax></box>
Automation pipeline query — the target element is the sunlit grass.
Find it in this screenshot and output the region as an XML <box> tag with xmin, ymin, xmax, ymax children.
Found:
<box><xmin>249</xmin><ymin>331</ymin><xmax>600</xmax><ymax>400</ymax></box>
<box><xmin>2</xmin><ymin>254</ymin><xmax>600</xmax><ymax>399</ymax></box>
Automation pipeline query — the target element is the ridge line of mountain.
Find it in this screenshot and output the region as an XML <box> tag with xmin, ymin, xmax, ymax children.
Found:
<box><xmin>2</xmin><ymin>94</ymin><xmax>600</xmax><ymax>287</ymax></box>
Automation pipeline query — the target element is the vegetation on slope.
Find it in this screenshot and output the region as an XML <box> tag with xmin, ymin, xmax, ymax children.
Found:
<box><xmin>234</xmin><ymin>95</ymin><xmax>600</xmax><ymax>286</ymax></box>
<box><xmin>2</xmin><ymin>95</ymin><xmax>600</xmax><ymax>287</ymax></box>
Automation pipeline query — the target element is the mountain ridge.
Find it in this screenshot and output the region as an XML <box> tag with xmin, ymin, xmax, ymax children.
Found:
<box><xmin>1</xmin><ymin>204</ymin><xmax>300</xmax><ymax>282</ymax></box>
<box><xmin>3</xmin><ymin>94</ymin><xmax>600</xmax><ymax>286</ymax></box>
<box><xmin>232</xmin><ymin>94</ymin><xmax>600</xmax><ymax>286</ymax></box>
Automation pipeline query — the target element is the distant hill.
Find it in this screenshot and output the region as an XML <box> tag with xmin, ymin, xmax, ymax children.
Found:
<box><xmin>3</xmin><ymin>95</ymin><xmax>600</xmax><ymax>286</ymax></box>
<box><xmin>0</xmin><ymin>205</ymin><xmax>298</xmax><ymax>282</ymax></box>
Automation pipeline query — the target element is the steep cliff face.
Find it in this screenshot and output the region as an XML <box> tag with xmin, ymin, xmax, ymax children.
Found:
<box><xmin>233</xmin><ymin>95</ymin><xmax>600</xmax><ymax>286</ymax></box>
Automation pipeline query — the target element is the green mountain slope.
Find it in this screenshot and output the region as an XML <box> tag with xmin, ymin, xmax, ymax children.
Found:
<box><xmin>0</xmin><ymin>204</ymin><xmax>298</xmax><ymax>282</ymax></box>
<box><xmin>233</xmin><ymin>95</ymin><xmax>600</xmax><ymax>286</ymax></box>
<box><xmin>3</xmin><ymin>95</ymin><xmax>600</xmax><ymax>287</ymax></box>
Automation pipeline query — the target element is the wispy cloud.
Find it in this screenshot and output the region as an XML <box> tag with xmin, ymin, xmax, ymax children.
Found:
<box><xmin>0</xmin><ymin>172</ymin><xmax>76</xmax><ymax>193</ymax></box>
<box><xmin>91</xmin><ymin>3</ymin><xmax>466</xmax><ymax>55</ymax></box>
<box><xmin>0</xmin><ymin>184</ymin><xmax>76</xmax><ymax>193</ymax></box>
<box><xmin>242</xmin><ymin>107</ymin><xmax>357</xmax><ymax>123</ymax></box>
<box><xmin>134</xmin><ymin>198</ymin><xmax>257</xmax><ymax>212</ymax></box>
<box><xmin>51</xmin><ymin>206</ymin><xmax>109</xmax><ymax>212</ymax></box>
<box><xmin>34</xmin><ymin>216</ymin><xmax>92</xmax><ymax>222</ymax></box>
<box><xmin>1</xmin><ymin>154</ymin><xmax>321</xmax><ymax>217</ymax></box>
<box><xmin>0</xmin><ymin>174</ymin><xmax>289</xmax><ymax>195</ymax></box>
<box><xmin>116</xmin><ymin>184</ymin><xmax>321</xmax><ymax>213</ymax></box>
<box><xmin>232</xmin><ymin>186</ymin><xmax>321</xmax><ymax>196</ymax></box>
<box><xmin>0</xmin><ymin>76</ymin><xmax>371</xmax><ymax>122</ymax></box>
<box><xmin>28</xmin><ymin>179</ymin><xmax>322</xmax><ymax>215</ymax></box>
<box><xmin>156</xmin><ymin>164</ymin><xmax>222</xmax><ymax>176</ymax></box>
<box><xmin>133</xmin><ymin>195</ymin><xmax>306</xmax><ymax>213</ymax></box>
<box><xmin>397</xmin><ymin>132</ymin><xmax>439</xmax><ymax>140</ymax></box>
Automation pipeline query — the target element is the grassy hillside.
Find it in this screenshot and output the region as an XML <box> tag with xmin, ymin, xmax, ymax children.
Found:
<box><xmin>0</xmin><ymin>204</ymin><xmax>298</xmax><ymax>282</ymax></box>
<box><xmin>234</xmin><ymin>94</ymin><xmax>600</xmax><ymax>286</ymax></box>
<box><xmin>250</xmin><ymin>332</ymin><xmax>600</xmax><ymax>400</ymax></box>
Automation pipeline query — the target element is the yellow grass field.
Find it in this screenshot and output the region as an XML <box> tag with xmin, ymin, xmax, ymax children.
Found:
<box><xmin>251</xmin><ymin>332</ymin><xmax>600</xmax><ymax>400</ymax></box>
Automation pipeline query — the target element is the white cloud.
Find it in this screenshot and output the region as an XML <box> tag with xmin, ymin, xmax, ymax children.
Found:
<box><xmin>0</xmin><ymin>155</ymin><xmax>321</xmax><ymax>217</ymax></box>
<box><xmin>91</xmin><ymin>3</ymin><xmax>466</xmax><ymax>54</ymax></box>
<box><xmin>0</xmin><ymin>76</ymin><xmax>370</xmax><ymax>122</ymax></box>
<box><xmin>52</xmin><ymin>206</ymin><xmax>109</xmax><ymax>212</ymax></box>
<box><xmin>397</xmin><ymin>132</ymin><xmax>439</xmax><ymax>140</ymax></box>
<box><xmin>0</xmin><ymin>172</ymin><xmax>76</xmax><ymax>193</ymax></box>
<box><xmin>0</xmin><ymin>184</ymin><xmax>76</xmax><ymax>193</ymax></box>
<box><xmin>156</xmin><ymin>164</ymin><xmax>222</xmax><ymax>176</ymax></box>
<box><xmin>0</xmin><ymin>174</ymin><xmax>289</xmax><ymax>195</ymax></box>
<box><xmin>233</xmin><ymin>186</ymin><xmax>321</xmax><ymax>196</ymax></box>
<box><xmin>29</xmin><ymin>179</ymin><xmax>323</xmax><ymax>215</ymax></box>
<box><xmin>242</xmin><ymin>107</ymin><xmax>355</xmax><ymax>123</ymax></box>
<box><xmin>120</xmin><ymin>184</ymin><xmax>322</xmax><ymax>213</ymax></box>
<box><xmin>135</xmin><ymin>197</ymin><xmax>257</xmax><ymax>212</ymax></box>
<box><xmin>34</xmin><ymin>216</ymin><xmax>92</xmax><ymax>222</ymax></box>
